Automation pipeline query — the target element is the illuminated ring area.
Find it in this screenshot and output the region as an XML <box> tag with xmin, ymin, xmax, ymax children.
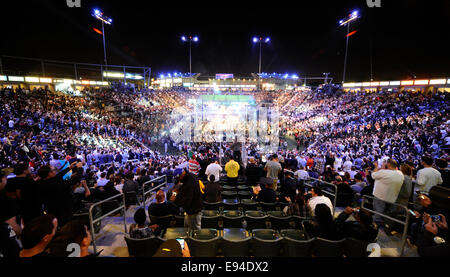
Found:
<box><xmin>169</xmin><ymin>94</ymin><xmax>280</xmax><ymax>152</ymax></box>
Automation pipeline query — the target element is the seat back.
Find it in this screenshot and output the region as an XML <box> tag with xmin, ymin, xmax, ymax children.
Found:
<box><xmin>101</xmin><ymin>200</ymin><xmax>121</xmax><ymax>215</ymax></box>
<box><xmin>343</xmin><ymin>237</ymin><xmax>369</xmax><ymax>257</ymax></box>
<box><xmin>291</xmin><ymin>216</ymin><xmax>307</xmax><ymax>230</ymax></box>
<box><xmin>202</xmin><ymin>211</ymin><xmax>221</xmax><ymax>229</ymax></box>
<box><xmin>313</xmin><ymin>237</ymin><xmax>346</xmax><ymax>257</ymax></box>
<box><xmin>149</xmin><ymin>215</ymin><xmax>175</xmax><ymax>230</ymax></box>
<box><xmin>282</xmin><ymin>236</ymin><xmax>314</xmax><ymax>257</ymax></box>
<box><xmin>203</xmin><ymin>202</ymin><xmax>222</xmax><ymax>211</ymax></box>
<box><xmin>260</xmin><ymin>202</ymin><xmax>278</xmax><ymax>212</ymax></box>
<box><xmin>221</xmin><ymin>228</ymin><xmax>251</xmax><ymax>257</ymax></box>
<box><xmin>237</xmin><ymin>185</ymin><xmax>252</xmax><ymax>191</ymax></box>
<box><xmin>124</xmin><ymin>192</ymin><xmax>139</xmax><ymax>206</ymax></box>
<box><xmin>163</xmin><ymin>227</ymin><xmax>189</xmax><ymax>240</ymax></box>
<box><xmin>173</xmin><ymin>215</ymin><xmax>185</xmax><ymax>228</ymax></box>
<box><xmin>237</xmin><ymin>191</ymin><xmax>253</xmax><ymax>199</ymax></box>
<box><xmin>221</xmin><ymin>237</ymin><xmax>251</xmax><ymax>257</ymax></box>
<box><xmin>267</xmin><ymin>211</ymin><xmax>292</xmax><ymax>230</ymax></box>
<box><xmin>188</xmin><ymin>229</ymin><xmax>220</xmax><ymax>257</ymax></box>
<box><xmin>222</xmin><ymin>191</ymin><xmax>238</xmax><ymax>199</ymax></box>
<box><xmin>124</xmin><ymin>236</ymin><xmax>164</xmax><ymax>257</ymax></box>
<box><xmin>251</xmin><ymin>229</ymin><xmax>282</xmax><ymax>257</ymax></box>
<box><xmin>240</xmin><ymin>199</ymin><xmax>258</xmax><ymax>211</ymax></box>
<box><xmin>222</xmin><ymin>185</ymin><xmax>237</xmax><ymax>192</ymax></box>
<box><xmin>244</xmin><ymin>211</ymin><xmax>268</xmax><ymax>231</ymax></box>
<box><xmin>223</xmin><ymin>199</ymin><xmax>240</xmax><ymax>211</ymax></box>
<box><xmin>222</xmin><ymin>210</ymin><xmax>244</xmax><ymax>228</ymax></box>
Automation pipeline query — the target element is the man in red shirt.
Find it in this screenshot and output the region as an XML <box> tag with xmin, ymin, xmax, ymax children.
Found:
<box><xmin>188</xmin><ymin>155</ymin><xmax>200</xmax><ymax>176</ymax></box>
<box><xmin>306</xmin><ymin>156</ymin><xmax>314</xmax><ymax>169</ymax></box>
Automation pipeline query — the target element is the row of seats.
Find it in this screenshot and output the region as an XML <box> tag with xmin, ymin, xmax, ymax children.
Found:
<box><xmin>124</xmin><ymin>228</ymin><xmax>370</xmax><ymax>257</ymax></box>
<box><xmin>149</xmin><ymin>209</ymin><xmax>307</xmax><ymax>231</ymax></box>
<box><xmin>202</xmin><ymin>210</ymin><xmax>307</xmax><ymax>230</ymax></box>
<box><xmin>204</xmin><ymin>199</ymin><xmax>288</xmax><ymax>212</ymax></box>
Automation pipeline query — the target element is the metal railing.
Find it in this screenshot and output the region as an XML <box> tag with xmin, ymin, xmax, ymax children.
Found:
<box><xmin>141</xmin><ymin>175</ymin><xmax>168</xmax><ymax>207</ymax></box>
<box><xmin>305</xmin><ymin>177</ymin><xmax>338</xmax><ymax>215</ymax></box>
<box><xmin>88</xmin><ymin>193</ymin><xmax>127</xmax><ymax>254</ymax></box>
<box><xmin>361</xmin><ymin>195</ymin><xmax>410</xmax><ymax>257</ymax></box>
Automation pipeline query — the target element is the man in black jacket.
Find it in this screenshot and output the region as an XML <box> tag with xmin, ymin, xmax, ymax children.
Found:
<box><xmin>37</xmin><ymin>161</ymin><xmax>80</xmax><ymax>227</ymax></box>
<box><xmin>246</xmin><ymin>158</ymin><xmax>261</xmax><ymax>187</ymax></box>
<box><xmin>174</xmin><ymin>169</ymin><xmax>203</xmax><ymax>231</ymax></box>
<box><xmin>7</xmin><ymin>163</ymin><xmax>42</xmax><ymax>224</ymax></box>
<box><xmin>254</xmin><ymin>178</ymin><xmax>277</xmax><ymax>203</ymax></box>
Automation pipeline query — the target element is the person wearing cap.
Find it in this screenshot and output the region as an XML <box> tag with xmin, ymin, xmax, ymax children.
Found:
<box><xmin>153</xmin><ymin>239</ymin><xmax>190</xmax><ymax>257</ymax></box>
<box><xmin>254</xmin><ymin>177</ymin><xmax>277</xmax><ymax>203</ymax></box>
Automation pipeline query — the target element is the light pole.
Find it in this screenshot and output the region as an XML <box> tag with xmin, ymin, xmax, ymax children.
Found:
<box><xmin>339</xmin><ymin>10</ymin><xmax>359</xmax><ymax>84</ymax></box>
<box><xmin>252</xmin><ymin>36</ymin><xmax>270</xmax><ymax>90</ymax></box>
<box><xmin>181</xmin><ymin>35</ymin><xmax>199</xmax><ymax>90</ymax></box>
<box><xmin>323</xmin><ymin>72</ymin><xmax>330</xmax><ymax>84</ymax></box>
<box><xmin>92</xmin><ymin>9</ymin><xmax>112</xmax><ymax>78</ymax></box>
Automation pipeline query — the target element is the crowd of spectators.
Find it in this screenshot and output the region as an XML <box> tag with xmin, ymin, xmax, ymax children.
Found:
<box><xmin>0</xmin><ymin>84</ymin><xmax>448</xmax><ymax>257</ymax></box>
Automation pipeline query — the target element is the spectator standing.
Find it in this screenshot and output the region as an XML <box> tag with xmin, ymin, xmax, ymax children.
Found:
<box><xmin>416</xmin><ymin>156</ymin><xmax>443</xmax><ymax>193</ymax></box>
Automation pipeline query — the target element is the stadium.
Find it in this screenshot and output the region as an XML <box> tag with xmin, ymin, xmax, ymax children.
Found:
<box><xmin>0</xmin><ymin>0</ymin><xmax>449</xmax><ymax>267</ymax></box>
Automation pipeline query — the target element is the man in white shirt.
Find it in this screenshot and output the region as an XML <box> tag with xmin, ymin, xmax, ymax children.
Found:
<box><xmin>371</xmin><ymin>159</ymin><xmax>404</xmax><ymax>224</ymax></box>
<box><xmin>294</xmin><ymin>166</ymin><xmax>309</xmax><ymax>181</ymax></box>
<box><xmin>307</xmin><ymin>187</ymin><xmax>334</xmax><ymax>217</ymax></box>
<box><xmin>343</xmin><ymin>158</ymin><xmax>353</xmax><ymax>172</ymax></box>
<box><xmin>416</xmin><ymin>156</ymin><xmax>443</xmax><ymax>192</ymax></box>
<box><xmin>96</xmin><ymin>172</ymin><xmax>109</xmax><ymax>187</ymax></box>
<box><xmin>205</xmin><ymin>159</ymin><xmax>222</xmax><ymax>182</ymax></box>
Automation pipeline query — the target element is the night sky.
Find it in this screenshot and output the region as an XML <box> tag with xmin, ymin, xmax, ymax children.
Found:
<box><xmin>1</xmin><ymin>0</ymin><xmax>449</xmax><ymax>81</ymax></box>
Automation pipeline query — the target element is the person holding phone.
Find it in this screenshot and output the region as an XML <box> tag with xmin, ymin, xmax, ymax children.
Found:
<box><xmin>416</xmin><ymin>214</ymin><xmax>449</xmax><ymax>257</ymax></box>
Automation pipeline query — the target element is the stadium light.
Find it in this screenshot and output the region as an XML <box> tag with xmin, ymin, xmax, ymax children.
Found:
<box><xmin>339</xmin><ymin>10</ymin><xmax>360</xmax><ymax>84</ymax></box>
<box><xmin>92</xmin><ymin>8</ymin><xmax>112</xmax><ymax>73</ymax></box>
<box><xmin>181</xmin><ymin>35</ymin><xmax>199</xmax><ymax>89</ymax></box>
<box><xmin>252</xmin><ymin>35</ymin><xmax>270</xmax><ymax>90</ymax></box>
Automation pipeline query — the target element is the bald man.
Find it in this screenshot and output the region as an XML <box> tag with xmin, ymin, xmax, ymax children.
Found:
<box><xmin>148</xmin><ymin>190</ymin><xmax>179</xmax><ymax>217</ymax></box>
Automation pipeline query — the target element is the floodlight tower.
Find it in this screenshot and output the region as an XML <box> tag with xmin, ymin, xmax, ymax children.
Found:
<box><xmin>252</xmin><ymin>36</ymin><xmax>270</xmax><ymax>90</ymax></box>
<box><xmin>92</xmin><ymin>9</ymin><xmax>112</xmax><ymax>68</ymax></box>
<box><xmin>339</xmin><ymin>10</ymin><xmax>359</xmax><ymax>84</ymax></box>
<box><xmin>181</xmin><ymin>35</ymin><xmax>199</xmax><ymax>89</ymax></box>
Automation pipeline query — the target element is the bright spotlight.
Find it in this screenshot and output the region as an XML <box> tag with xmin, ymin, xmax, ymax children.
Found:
<box><xmin>181</xmin><ymin>36</ymin><xmax>187</xmax><ymax>42</ymax></box>
<box><xmin>253</xmin><ymin>37</ymin><xmax>258</xmax><ymax>43</ymax></box>
<box><xmin>265</xmin><ymin>37</ymin><xmax>270</xmax><ymax>43</ymax></box>
<box><xmin>352</xmin><ymin>10</ymin><xmax>358</xmax><ymax>16</ymax></box>
<box><xmin>193</xmin><ymin>36</ymin><xmax>199</xmax><ymax>42</ymax></box>
<box><xmin>94</xmin><ymin>9</ymin><xmax>101</xmax><ymax>15</ymax></box>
